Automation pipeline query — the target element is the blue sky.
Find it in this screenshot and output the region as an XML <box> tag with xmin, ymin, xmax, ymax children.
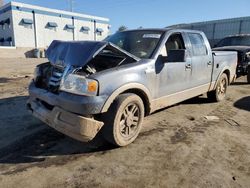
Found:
<box><xmin>4</xmin><ymin>0</ymin><xmax>250</xmax><ymax>33</ymax></box>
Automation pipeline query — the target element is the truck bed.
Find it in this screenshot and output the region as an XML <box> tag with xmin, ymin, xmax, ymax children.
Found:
<box><xmin>212</xmin><ymin>50</ymin><xmax>237</xmax><ymax>84</ymax></box>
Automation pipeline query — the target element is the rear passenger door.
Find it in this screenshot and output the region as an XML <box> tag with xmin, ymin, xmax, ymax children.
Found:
<box><xmin>186</xmin><ymin>32</ymin><xmax>213</xmax><ymax>89</ymax></box>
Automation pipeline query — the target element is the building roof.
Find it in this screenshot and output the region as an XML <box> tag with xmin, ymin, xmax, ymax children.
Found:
<box><xmin>167</xmin><ymin>16</ymin><xmax>250</xmax><ymax>28</ymax></box>
<box><xmin>0</xmin><ymin>1</ymin><xmax>109</xmax><ymax>23</ymax></box>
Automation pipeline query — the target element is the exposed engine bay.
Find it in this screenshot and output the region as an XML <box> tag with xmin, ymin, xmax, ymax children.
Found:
<box><xmin>34</xmin><ymin>40</ymin><xmax>139</xmax><ymax>94</ymax></box>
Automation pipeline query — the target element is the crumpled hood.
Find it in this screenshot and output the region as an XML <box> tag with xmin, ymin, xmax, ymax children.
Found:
<box><xmin>46</xmin><ymin>40</ymin><xmax>139</xmax><ymax>67</ymax></box>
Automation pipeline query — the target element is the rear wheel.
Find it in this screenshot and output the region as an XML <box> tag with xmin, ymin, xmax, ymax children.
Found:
<box><xmin>247</xmin><ymin>66</ymin><xmax>250</xmax><ymax>84</ymax></box>
<box><xmin>102</xmin><ymin>93</ymin><xmax>144</xmax><ymax>146</ymax></box>
<box><xmin>207</xmin><ymin>73</ymin><xmax>228</xmax><ymax>102</ymax></box>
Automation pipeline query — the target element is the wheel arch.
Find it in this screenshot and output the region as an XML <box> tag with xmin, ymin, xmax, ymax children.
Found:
<box><xmin>101</xmin><ymin>83</ymin><xmax>152</xmax><ymax>115</ymax></box>
<box><xmin>213</xmin><ymin>67</ymin><xmax>231</xmax><ymax>90</ymax></box>
<box><xmin>223</xmin><ymin>69</ymin><xmax>230</xmax><ymax>84</ymax></box>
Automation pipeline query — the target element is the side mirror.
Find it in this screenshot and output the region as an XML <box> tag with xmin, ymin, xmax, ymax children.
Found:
<box><xmin>167</xmin><ymin>49</ymin><xmax>186</xmax><ymax>62</ymax></box>
<box><xmin>159</xmin><ymin>55</ymin><xmax>168</xmax><ymax>63</ymax></box>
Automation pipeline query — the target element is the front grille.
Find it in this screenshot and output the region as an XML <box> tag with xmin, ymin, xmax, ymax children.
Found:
<box><xmin>49</xmin><ymin>68</ymin><xmax>63</xmax><ymax>87</ymax></box>
<box><xmin>48</xmin><ymin>67</ymin><xmax>64</xmax><ymax>93</ymax></box>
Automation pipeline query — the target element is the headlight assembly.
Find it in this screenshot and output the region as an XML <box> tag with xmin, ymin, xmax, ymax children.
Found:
<box><xmin>60</xmin><ymin>74</ymin><xmax>98</xmax><ymax>96</ymax></box>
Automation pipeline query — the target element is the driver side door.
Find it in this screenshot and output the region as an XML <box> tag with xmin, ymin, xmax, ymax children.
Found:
<box><xmin>155</xmin><ymin>32</ymin><xmax>192</xmax><ymax>99</ymax></box>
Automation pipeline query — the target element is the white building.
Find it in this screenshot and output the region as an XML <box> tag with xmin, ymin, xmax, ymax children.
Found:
<box><xmin>0</xmin><ymin>1</ymin><xmax>110</xmax><ymax>48</ymax></box>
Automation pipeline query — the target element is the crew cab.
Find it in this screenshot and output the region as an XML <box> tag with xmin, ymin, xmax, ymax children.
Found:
<box><xmin>27</xmin><ymin>29</ymin><xmax>237</xmax><ymax>146</ymax></box>
<box><xmin>213</xmin><ymin>34</ymin><xmax>250</xmax><ymax>83</ymax></box>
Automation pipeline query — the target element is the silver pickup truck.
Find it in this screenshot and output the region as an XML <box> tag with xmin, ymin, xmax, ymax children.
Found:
<box><xmin>27</xmin><ymin>29</ymin><xmax>237</xmax><ymax>146</ymax></box>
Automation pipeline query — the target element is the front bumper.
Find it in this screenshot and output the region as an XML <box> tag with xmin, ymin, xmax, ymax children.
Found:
<box><xmin>29</xmin><ymin>82</ymin><xmax>108</xmax><ymax>115</ymax></box>
<box><xmin>27</xmin><ymin>99</ymin><xmax>104</xmax><ymax>142</ymax></box>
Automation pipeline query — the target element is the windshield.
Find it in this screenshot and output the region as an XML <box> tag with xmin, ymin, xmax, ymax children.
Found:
<box><xmin>106</xmin><ymin>30</ymin><xmax>164</xmax><ymax>59</ymax></box>
<box><xmin>216</xmin><ymin>36</ymin><xmax>250</xmax><ymax>47</ymax></box>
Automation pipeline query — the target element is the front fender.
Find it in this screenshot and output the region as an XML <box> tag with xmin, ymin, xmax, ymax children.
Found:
<box><xmin>101</xmin><ymin>83</ymin><xmax>152</xmax><ymax>113</ymax></box>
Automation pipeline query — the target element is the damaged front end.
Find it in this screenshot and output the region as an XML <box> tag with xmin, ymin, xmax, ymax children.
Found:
<box><xmin>28</xmin><ymin>40</ymin><xmax>140</xmax><ymax>142</ymax></box>
<box><xmin>34</xmin><ymin>40</ymin><xmax>139</xmax><ymax>95</ymax></box>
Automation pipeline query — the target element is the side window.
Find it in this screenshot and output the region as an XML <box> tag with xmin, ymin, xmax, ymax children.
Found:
<box><xmin>165</xmin><ymin>33</ymin><xmax>185</xmax><ymax>55</ymax></box>
<box><xmin>188</xmin><ymin>33</ymin><xmax>207</xmax><ymax>56</ymax></box>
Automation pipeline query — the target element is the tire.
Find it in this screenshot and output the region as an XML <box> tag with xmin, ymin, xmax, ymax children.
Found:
<box><xmin>247</xmin><ymin>66</ymin><xmax>250</xmax><ymax>84</ymax></box>
<box><xmin>102</xmin><ymin>93</ymin><xmax>144</xmax><ymax>147</ymax></box>
<box><xmin>207</xmin><ymin>73</ymin><xmax>228</xmax><ymax>102</ymax></box>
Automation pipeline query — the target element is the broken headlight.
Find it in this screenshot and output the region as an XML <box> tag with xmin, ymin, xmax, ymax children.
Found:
<box><xmin>60</xmin><ymin>74</ymin><xmax>98</xmax><ymax>96</ymax></box>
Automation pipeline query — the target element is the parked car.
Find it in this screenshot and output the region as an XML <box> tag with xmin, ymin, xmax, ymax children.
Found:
<box><xmin>213</xmin><ymin>34</ymin><xmax>250</xmax><ymax>83</ymax></box>
<box><xmin>27</xmin><ymin>29</ymin><xmax>237</xmax><ymax>146</ymax></box>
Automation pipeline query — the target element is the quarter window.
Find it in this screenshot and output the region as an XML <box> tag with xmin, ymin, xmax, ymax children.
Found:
<box><xmin>188</xmin><ymin>33</ymin><xmax>207</xmax><ymax>56</ymax></box>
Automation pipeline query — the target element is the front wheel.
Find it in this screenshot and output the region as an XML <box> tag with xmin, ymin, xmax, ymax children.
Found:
<box><xmin>247</xmin><ymin>66</ymin><xmax>250</xmax><ymax>84</ymax></box>
<box><xmin>102</xmin><ymin>93</ymin><xmax>144</xmax><ymax>146</ymax></box>
<box><xmin>207</xmin><ymin>73</ymin><xmax>228</xmax><ymax>102</ymax></box>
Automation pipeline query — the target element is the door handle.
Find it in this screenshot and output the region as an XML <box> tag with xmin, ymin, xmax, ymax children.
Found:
<box><xmin>185</xmin><ymin>63</ymin><xmax>192</xmax><ymax>69</ymax></box>
<box><xmin>207</xmin><ymin>61</ymin><xmax>212</xmax><ymax>65</ymax></box>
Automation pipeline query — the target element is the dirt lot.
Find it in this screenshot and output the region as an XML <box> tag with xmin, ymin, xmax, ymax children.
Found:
<box><xmin>0</xmin><ymin>58</ymin><xmax>250</xmax><ymax>188</ymax></box>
